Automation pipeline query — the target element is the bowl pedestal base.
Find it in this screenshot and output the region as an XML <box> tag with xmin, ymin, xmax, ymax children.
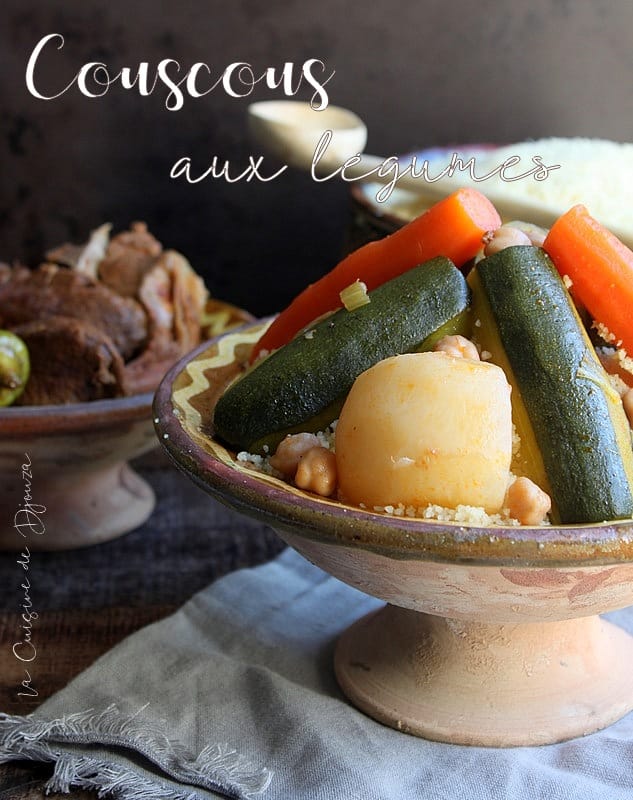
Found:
<box><xmin>0</xmin><ymin>461</ymin><xmax>155</xmax><ymax>551</ymax></box>
<box><xmin>335</xmin><ymin>604</ymin><xmax>633</xmax><ymax>746</ymax></box>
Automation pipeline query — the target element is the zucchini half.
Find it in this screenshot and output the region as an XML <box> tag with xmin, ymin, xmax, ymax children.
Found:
<box><xmin>472</xmin><ymin>245</ymin><xmax>633</xmax><ymax>524</ymax></box>
<box><xmin>214</xmin><ymin>257</ymin><xmax>470</xmax><ymax>453</ymax></box>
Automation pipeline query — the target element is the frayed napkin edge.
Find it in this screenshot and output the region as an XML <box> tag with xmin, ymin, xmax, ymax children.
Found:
<box><xmin>0</xmin><ymin>705</ymin><xmax>273</xmax><ymax>799</ymax></box>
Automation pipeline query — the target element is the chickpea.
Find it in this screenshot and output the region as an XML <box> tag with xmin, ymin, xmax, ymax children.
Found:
<box><xmin>269</xmin><ymin>432</ymin><xmax>320</xmax><ymax>476</ymax></box>
<box><xmin>623</xmin><ymin>388</ymin><xmax>633</xmax><ymax>428</ymax></box>
<box><xmin>434</xmin><ymin>334</ymin><xmax>480</xmax><ymax>361</ymax></box>
<box><xmin>484</xmin><ymin>225</ymin><xmax>532</xmax><ymax>257</ymax></box>
<box><xmin>295</xmin><ymin>447</ymin><xmax>337</xmax><ymax>497</ymax></box>
<box><xmin>508</xmin><ymin>221</ymin><xmax>548</xmax><ymax>247</ymax></box>
<box><xmin>505</xmin><ymin>477</ymin><xmax>551</xmax><ymax>526</ymax></box>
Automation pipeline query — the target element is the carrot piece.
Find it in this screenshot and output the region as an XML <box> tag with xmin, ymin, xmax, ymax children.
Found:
<box><xmin>543</xmin><ymin>205</ymin><xmax>633</xmax><ymax>355</ymax></box>
<box><xmin>251</xmin><ymin>187</ymin><xmax>501</xmax><ymax>361</ymax></box>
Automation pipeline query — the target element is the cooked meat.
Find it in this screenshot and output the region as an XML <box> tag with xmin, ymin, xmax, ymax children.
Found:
<box><xmin>47</xmin><ymin>223</ymin><xmax>112</xmax><ymax>279</ymax></box>
<box><xmin>45</xmin><ymin>242</ymin><xmax>84</xmax><ymax>269</ymax></box>
<box><xmin>136</xmin><ymin>250</ymin><xmax>207</xmax><ymax>349</ymax></box>
<box><xmin>122</xmin><ymin>337</ymin><xmax>182</xmax><ymax>395</ymax></box>
<box><xmin>122</xmin><ymin>250</ymin><xmax>208</xmax><ymax>394</ymax></box>
<box><xmin>0</xmin><ymin>265</ymin><xmax>10</xmax><ymax>325</ymax></box>
<box><xmin>98</xmin><ymin>221</ymin><xmax>163</xmax><ymax>297</ymax></box>
<box><xmin>122</xmin><ymin>256</ymin><xmax>185</xmax><ymax>395</ymax></box>
<box><xmin>164</xmin><ymin>250</ymin><xmax>208</xmax><ymax>351</ymax></box>
<box><xmin>139</xmin><ymin>261</ymin><xmax>173</xmax><ymax>331</ymax></box>
<box><xmin>12</xmin><ymin>316</ymin><xmax>126</xmax><ymax>404</ymax></box>
<box><xmin>0</xmin><ymin>263</ymin><xmax>147</xmax><ymax>360</ymax></box>
<box><xmin>2</xmin><ymin>221</ymin><xmax>212</xmax><ymax>403</ymax></box>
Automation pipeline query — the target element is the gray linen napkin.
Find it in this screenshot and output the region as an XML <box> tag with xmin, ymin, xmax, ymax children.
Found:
<box><xmin>2</xmin><ymin>547</ymin><xmax>633</xmax><ymax>800</ymax></box>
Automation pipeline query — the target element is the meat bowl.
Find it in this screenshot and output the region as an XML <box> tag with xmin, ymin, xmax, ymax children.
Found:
<box><xmin>154</xmin><ymin>323</ymin><xmax>633</xmax><ymax>748</ymax></box>
<box><xmin>0</xmin><ymin>221</ymin><xmax>253</xmax><ymax>550</ymax></box>
<box><xmin>0</xmin><ymin>297</ymin><xmax>253</xmax><ymax>552</ymax></box>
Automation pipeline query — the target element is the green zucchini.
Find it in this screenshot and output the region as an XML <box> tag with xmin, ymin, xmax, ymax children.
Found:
<box><xmin>214</xmin><ymin>257</ymin><xmax>470</xmax><ymax>453</ymax></box>
<box><xmin>475</xmin><ymin>245</ymin><xmax>633</xmax><ymax>524</ymax></box>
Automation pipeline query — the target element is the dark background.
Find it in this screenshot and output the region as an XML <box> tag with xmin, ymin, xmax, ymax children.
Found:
<box><xmin>1</xmin><ymin>0</ymin><xmax>631</xmax><ymax>317</ymax></box>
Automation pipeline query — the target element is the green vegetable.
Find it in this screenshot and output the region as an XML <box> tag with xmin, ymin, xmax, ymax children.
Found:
<box><xmin>475</xmin><ymin>245</ymin><xmax>633</xmax><ymax>524</ymax></box>
<box><xmin>214</xmin><ymin>257</ymin><xmax>470</xmax><ymax>453</ymax></box>
<box><xmin>0</xmin><ymin>330</ymin><xmax>30</xmax><ymax>407</ymax></box>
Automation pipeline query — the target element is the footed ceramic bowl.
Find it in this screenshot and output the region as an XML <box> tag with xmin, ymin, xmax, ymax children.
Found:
<box><xmin>0</xmin><ymin>392</ymin><xmax>157</xmax><ymax>551</ymax></box>
<box><xmin>154</xmin><ymin>323</ymin><xmax>633</xmax><ymax>747</ymax></box>
<box><xmin>0</xmin><ymin>299</ymin><xmax>253</xmax><ymax>551</ymax></box>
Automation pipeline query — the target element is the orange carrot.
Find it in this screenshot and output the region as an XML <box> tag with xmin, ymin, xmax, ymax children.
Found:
<box><xmin>251</xmin><ymin>188</ymin><xmax>501</xmax><ymax>361</ymax></box>
<box><xmin>543</xmin><ymin>205</ymin><xmax>633</xmax><ymax>355</ymax></box>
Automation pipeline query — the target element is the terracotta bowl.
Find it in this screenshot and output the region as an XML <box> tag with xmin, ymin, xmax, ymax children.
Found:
<box><xmin>154</xmin><ymin>323</ymin><xmax>633</xmax><ymax>747</ymax></box>
<box><xmin>0</xmin><ymin>299</ymin><xmax>253</xmax><ymax>552</ymax></box>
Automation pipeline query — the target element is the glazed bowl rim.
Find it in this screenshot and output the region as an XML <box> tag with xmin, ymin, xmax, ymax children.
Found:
<box><xmin>0</xmin><ymin>391</ymin><xmax>154</xmax><ymax>435</ymax></box>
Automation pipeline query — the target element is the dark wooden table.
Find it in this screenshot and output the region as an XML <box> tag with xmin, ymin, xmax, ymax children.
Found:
<box><xmin>0</xmin><ymin>448</ymin><xmax>285</xmax><ymax>798</ymax></box>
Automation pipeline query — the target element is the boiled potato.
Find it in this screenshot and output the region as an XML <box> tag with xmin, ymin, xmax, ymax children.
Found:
<box><xmin>335</xmin><ymin>352</ymin><xmax>513</xmax><ymax>513</ymax></box>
